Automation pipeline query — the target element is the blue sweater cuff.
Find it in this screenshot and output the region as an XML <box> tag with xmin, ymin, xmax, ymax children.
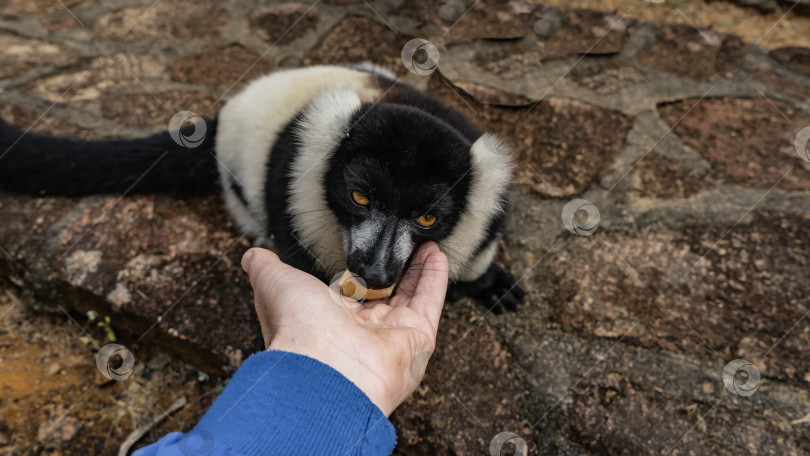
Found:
<box><xmin>193</xmin><ymin>350</ymin><xmax>396</xmax><ymax>456</ymax></box>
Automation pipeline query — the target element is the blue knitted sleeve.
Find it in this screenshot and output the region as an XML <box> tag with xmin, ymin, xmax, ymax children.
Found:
<box><xmin>133</xmin><ymin>350</ymin><xmax>397</xmax><ymax>456</ymax></box>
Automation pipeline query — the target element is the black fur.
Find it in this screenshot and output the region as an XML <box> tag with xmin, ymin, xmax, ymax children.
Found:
<box><xmin>0</xmin><ymin>118</ymin><xmax>219</xmax><ymax>195</ymax></box>
<box><xmin>446</xmin><ymin>263</ymin><xmax>526</xmax><ymax>314</ymax></box>
<box><xmin>375</xmin><ymin>77</ymin><xmax>481</xmax><ymax>142</ymax></box>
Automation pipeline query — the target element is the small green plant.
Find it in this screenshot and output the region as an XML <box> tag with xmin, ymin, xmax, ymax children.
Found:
<box><xmin>197</xmin><ymin>370</ymin><xmax>210</xmax><ymax>382</ymax></box>
<box><xmin>97</xmin><ymin>315</ymin><xmax>117</xmax><ymax>342</ymax></box>
<box><xmin>214</xmin><ymin>378</ymin><xmax>230</xmax><ymax>394</ymax></box>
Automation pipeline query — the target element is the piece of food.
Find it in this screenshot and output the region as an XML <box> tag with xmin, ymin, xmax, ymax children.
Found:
<box><xmin>339</xmin><ymin>270</ymin><xmax>394</xmax><ymax>300</ymax></box>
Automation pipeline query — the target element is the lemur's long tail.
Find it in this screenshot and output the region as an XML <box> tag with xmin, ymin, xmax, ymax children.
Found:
<box><xmin>0</xmin><ymin>116</ymin><xmax>219</xmax><ymax>196</ymax></box>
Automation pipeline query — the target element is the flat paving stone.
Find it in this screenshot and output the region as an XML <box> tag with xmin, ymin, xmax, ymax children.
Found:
<box><xmin>658</xmin><ymin>97</ymin><xmax>810</xmax><ymax>191</ymax></box>
<box><xmin>639</xmin><ymin>24</ymin><xmax>749</xmax><ymax>81</ymax></box>
<box><xmin>769</xmin><ymin>45</ymin><xmax>810</xmax><ymax>77</ymax></box>
<box><xmin>544</xmin><ymin>9</ymin><xmax>636</xmax><ymax>56</ymax></box>
<box><xmin>632</xmin><ymin>152</ymin><xmax>711</xmax><ymax>199</ymax></box>
<box><xmin>304</xmin><ymin>16</ymin><xmax>407</xmax><ymax>76</ymax></box>
<box><xmin>249</xmin><ymin>3</ymin><xmax>320</xmax><ymax>45</ymax></box>
<box><xmin>546</xmin><ymin>215</ymin><xmax>810</xmax><ymax>382</ymax></box>
<box><xmin>173</xmin><ymin>44</ymin><xmax>273</xmax><ymax>86</ymax></box>
<box><xmin>0</xmin><ymin>33</ymin><xmax>79</xmax><ymax>79</ymax></box>
<box><xmin>92</xmin><ymin>2</ymin><xmax>229</xmax><ymax>41</ymax></box>
<box><xmin>100</xmin><ymin>90</ymin><xmax>220</xmax><ymax>126</ymax></box>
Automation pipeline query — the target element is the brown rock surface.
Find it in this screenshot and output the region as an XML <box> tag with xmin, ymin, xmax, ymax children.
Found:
<box><xmin>632</xmin><ymin>152</ymin><xmax>711</xmax><ymax>199</ymax></box>
<box><xmin>173</xmin><ymin>45</ymin><xmax>273</xmax><ymax>86</ymax></box>
<box><xmin>0</xmin><ymin>105</ymin><xmax>102</xmax><ymax>139</ymax></box>
<box><xmin>450</xmin><ymin>0</ymin><xmax>530</xmax><ymax>39</ymax></box>
<box><xmin>250</xmin><ymin>3</ymin><xmax>320</xmax><ymax>45</ymax></box>
<box><xmin>92</xmin><ymin>2</ymin><xmax>229</xmax><ymax>41</ymax></box>
<box><xmin>569</xmin><ymin>60</ymin><xmax>648</xmax><ymax>95</ymax></box>
<box><xmin>769</xmin><ymin>45</ymin><xmax>810</xmax><ymax>77</ymax></box>
<box><xmin>0</xmin><ymin>33</ymin><xmax>79</xmax><ymax>79</ymax></box>
<box><xmin>639</xmin><ymin>24</ymin><xmax>749</xmax><ymax>80</ymax></box>
<box><xmin>547</xmin><ymin>215</ymin><xmax>810</xmax><ymax>381</ymax></box>
<box><xmin>658</xmin><ymin>97</ymin><xmax>810</xmax><ymax>191</ymax></box>
<box><xmin>497</xmin><ymin>98</ymin><xmax>633</xmax><ymax>197</ymax></box>
<box><xmin>100</xmin><ymin>91</ymin><xmax>220</xmax><ymax>126</ymax></box>
<box><xmin>304</xmin><ymin>16</ymin><xmax>406</xmax><ymax>76</ymax></box>
<box><xmin>753</xmin><ymin>69</ymin><xmax>810</xmax><ymax>102</ymax></box>
<box><xmin>545</xmin><ymin>9</ymin><xmax>636</xmax><ymax>55</ymax></box>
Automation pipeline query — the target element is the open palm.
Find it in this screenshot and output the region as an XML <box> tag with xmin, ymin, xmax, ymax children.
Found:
<box><xmin>241</xmin><ymin>242</ymin><xmax>448</xmax><ymax>416</ymax></box>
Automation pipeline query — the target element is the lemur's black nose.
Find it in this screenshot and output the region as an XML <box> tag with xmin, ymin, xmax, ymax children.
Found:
<box><xmin>356</xmin><ymin>264</ymin><xmax>394</xmax><ymax>290</ymax></box>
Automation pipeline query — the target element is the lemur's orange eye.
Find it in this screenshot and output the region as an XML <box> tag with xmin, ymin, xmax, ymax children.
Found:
<box><xmin>417</xmin><ymin>214</ymin><xmax>437</xmax><ymax>228</ymax></box>
<box><xmin>352</xmin><ymin>191</ymin><xmax>370</xmax><ymax>206</ymax></box>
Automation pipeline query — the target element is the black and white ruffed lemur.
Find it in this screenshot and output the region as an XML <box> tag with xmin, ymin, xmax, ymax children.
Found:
<box><xmin>0</xmin><ymin>63</ymin><xmax>525</xmax><ymax>312</ymax></box>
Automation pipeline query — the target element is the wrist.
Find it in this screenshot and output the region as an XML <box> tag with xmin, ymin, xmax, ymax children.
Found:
<box><xmin>268</xmin><ymin>337</ymin><xmax>395</xmax><ymax>416</ymax></box>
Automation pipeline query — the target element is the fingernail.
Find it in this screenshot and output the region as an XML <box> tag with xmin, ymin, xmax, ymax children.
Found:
<box><xmin>241</xmin><ymin>249</ymin><xmax>255</xmax><ymax>271</ymax></box>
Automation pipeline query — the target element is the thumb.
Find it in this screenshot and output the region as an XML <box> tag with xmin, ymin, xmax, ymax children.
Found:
<box><xmin>241</xmin><ymin>248</ymin><xmax>285</xmax><ymax>291</ymax></box>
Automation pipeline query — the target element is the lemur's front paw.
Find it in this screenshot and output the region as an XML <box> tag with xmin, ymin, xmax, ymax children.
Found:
<box><xmin>447</xmin><ymin>263</ymin><xmax>526</xmax><ymax>313</ymax></box>
<box><xmin>482</xmin><ymin>263</ymin><xmax>525</xmax><ymax>313</ymax></box>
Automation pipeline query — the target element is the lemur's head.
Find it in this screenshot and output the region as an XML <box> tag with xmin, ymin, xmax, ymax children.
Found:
<box><xmin>324</xmin><ymin>103</ymin><xmax>473</xmax><ymax>289</ymax></box>
<box><xmin>291</xmin><ymin>89</ymin><xmax>512</xmax><ymax>292</ymax></box>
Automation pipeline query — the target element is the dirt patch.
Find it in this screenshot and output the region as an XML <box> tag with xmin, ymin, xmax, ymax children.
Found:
<box><xmin>0</xmin><ymin>291</ymin><xmax>221</xmax><ymax>455</ymax></box>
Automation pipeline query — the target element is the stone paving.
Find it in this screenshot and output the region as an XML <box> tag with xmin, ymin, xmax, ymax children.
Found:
<box><xmin>1</xmin><ymin>0</ymin><xmax>810</xmax><ymax>454</ymax></box>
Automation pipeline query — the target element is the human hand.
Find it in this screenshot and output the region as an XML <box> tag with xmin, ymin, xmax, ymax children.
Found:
<box><xmin>240</xmin><ymin>242</ymin><xmax>448</xmax><ymax>417</ymax></box>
